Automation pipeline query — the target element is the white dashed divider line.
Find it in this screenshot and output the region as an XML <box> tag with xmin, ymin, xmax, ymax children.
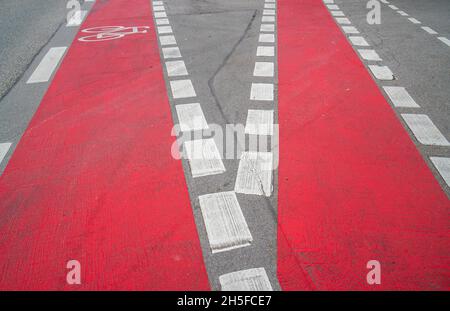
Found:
<box><xmin>388</xmin><ymin>4</ymin><xmax>399</xmax><ymax>10</ymax></box>
<box><xmin>401</xmin><ymin>114</ymin><xmax>450</xmax><ymax>146</ymax></box>
<box><xmin>219</xmin><ymin>267</ymin><xmax>273</xmax><ymax>291</ymax></box>
<box><xmin>421</xmin><ymin>26</ymin><xmax>438</xmax><ymax>35</ymax></box>
<box><xmin>437</xmin><ymin>37</ymin><xmax>450</xmax><ymax>47</ymax></box>
<box><xmin>408</xmin><ymin>17</ymin><xmax>421</xmax><ymax>25</ymax></box>
<box><xmin>175</xmin><ymin>103</ymin><xmax>209</xmax><ymax>132</ymax></box>
<box><xmin>397</xmin><ymin>11</ymin><xmax>408</xmax><ymax>17</ymax></box>
<box><xmin>358</xmin><ymin>49</ymin><xmax>382</xmax><ymax>61</ymax></box>
<box><xmin>0</xmin><ymin>143</ymin><xmax>12</xmax><ymax>170</ymax></box>
<box><xmin>66</xmin><ymin>10</ymin><xmax>88</xmax><ymax>27</ymax></box>
<box><xmin>430</xmin><ymin>157</ymin><xmax>450</xmax><ymax>187</ymax></box>
<box><xmin>382</xmin><ymin>86</ymin><xmax>420</xmax><ymax>108</ymax></box>
<box><xmin>27</xmin><ymin>47</ymin><xmax>67</xmax><ymax>84</ymax></box>
<box><xmin>368</xmin><ymin>65</ymin><xmax>395</xmax><ymax>80</ymax></box>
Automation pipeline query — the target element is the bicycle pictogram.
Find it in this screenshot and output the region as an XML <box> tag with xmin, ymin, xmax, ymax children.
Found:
<box><xmin>78</xmin><ymin>26</ymin><xmax>150</xmax><ymax>42</ymax></box>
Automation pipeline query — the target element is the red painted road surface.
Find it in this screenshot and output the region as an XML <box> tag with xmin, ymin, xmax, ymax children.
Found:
<box><xmin>278</xmin><ymin>0</ymin><xmax>450</xmax><ymax>290</ymax></box>
<box><xmin>0</xmin><ymin>0</ymin><xmax>210</xmax><ymax>290</ymax></box>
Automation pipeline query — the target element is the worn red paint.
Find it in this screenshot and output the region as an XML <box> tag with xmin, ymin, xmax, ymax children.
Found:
<box><xmin>277</xmin><ymin>0</ymin><xmax>450</xmax><ymax>290</ymax></box>
<box><xmin>0</xmin><ymin>0</ymin><xmax>209</xmax><ymax>290</ymax></box>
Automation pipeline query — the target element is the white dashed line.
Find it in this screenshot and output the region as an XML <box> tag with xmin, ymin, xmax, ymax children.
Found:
<box><xmin>235</xmin><ymin>151</ymin><xmax>273</xmax><ymax>196</ymax></box>
<box><xmin>156</xmin><ymin>18</ymin><xmax>170</xmax><ymax>25</ymax></box>
<box><xmin>184</xmin><ymin>139</ymin><xmax>226</xmax><ymax>177</ymax></box>
<box><xmin>421</xmin><ymin>26</ymin><xmax>438</xmax><ymax>35</ymax></box>
<box><xmin>388</xmin><ymin>5</ymin><xmax>399</xmax><ymax>10</ymax></box>
<box><xmin>260</xmin><ymin>24</ymin><xmax>275</xmax><ymax>32</ymax></box>
<box><xmin>401</xmin><ymin>114</ymin><xmax>450</xmax><ymax>146</ymax></box>
<box><xmin>153</xmin><ymin>5</ymin><xmax>165</xmax><ymax>11</ymax></box>
<box><xmin>437</xmin><ymin>37</ymin><xmax>450</xmax><ymax>47</ymax></box>
<box><xmin>250</xmin><ymin>83</ymin><xmax>274</xmax><ymax>101</ymax></box>
<box><xmin>323</xmin><ymin>0</ymin><xmax>334</xmax><ymax>4</ymax></box>
<box><xmin>253</xmin><ymin>62</ymin><xmax>274</xmax><ymax>77</ymax></box>
<box><xmin>159</xmin><ymin>35</ymin><xmax>177</xmax><ymax>46</ymax></box>
<box><xmin>199</xmin><ymin>192</ymin><xmax>253</xmax><ymax>253</ymax></box>
<box><xmin>264</xmin><ymin>3</ymin><xmax>276</xmax><ymax>9</ymax></box>
<box><xmin>263</xmin><ymin>9</ymin><xmax>276</xmax><ymax>16</ymax></box>
<box><xmin>408</xmin><ymin>17</ymin><xmax>421</xmax><ymax>24</ymax></box>
<box><xmin>0</xmin><ymin>143</ymin><xmax>12</xmax><ymax>166</ymax></box>
<box><xmin>27</xmin><ymin>47</ymin><xmax>67</xmax><ymax>84</ymax></box>
<box><xmin>349</xmin><ymin>36</ymin><xmax>369</xmax><ymax>46</ymax></box>
<box><xmin>154</xmin><ymin>11</ymin><xmax>167</xmax><ymax>18</ymax></box>
<box><xmin>157</xmin><ymin>25</ymin><xmax>173</xmax><ymax>34</ymax></box>
<box><xmin>256</xmin><ymin>46</ymin><xmax>275</xmax><ymax>57</ymax></box>
<box><xmin>245</xmin><ymin>110</ymin><xmax>274</xmax><ymax>136</ymax></box>
<box><xmin>66</xmin><ymin>10</ymin><xmax>87</xmax><ymax>27</ymax></box>
<box><xmin>162</xmin><ymin>46</ymin><xmax>181</xmax><ymax>59</ymax></box>
<box><xmin>358</xmin><ymin>49</ymin><xmax>382</xmax><ymax>61</ymax></box>
<box><xmin>380</xmin><ymin>0</ymin><xmax>389</xmax><ymax>3</ymax></box>
<box><xmin>368</xmin><ymin>65</ymin><xmax>394</xmax><ymax>80</ymax></box>
<box><xmin>336</xmin><ymin>17</ymin><xmax>351</xmax><ymax>25</ymax></box>
<box><xmin>397</xmin><ymin>11</ymin><xmax>408</xmax><ymax>16</ymax></box>
<box><xmin>153</xmin><ymin>1</ymin><xmax>163</xmax><ymax>5</ymax></box>
<box><xmin>262</xmin><ymin>16</ymin><xmax>275</xmax><ymax>22</ymax></box>
<box><xmin>430</xmin><ymin>157</ymin><xmax>450</xmax><ymax>187</ymax></box>
<box><xmin>170</xmin><ymin>79</ymin><xmax>196</xmax><ymax>98</ymax></box>
<box><xmin>175</xmin><ymin>103</ymin><xmax>209</xmax><ymax>132</ymax></box>
<box><xmin>219</xmin><ymin>268</ymin><xmax>273</xmax><ymax>291</ymax></box>
<box><xmin>342</xmin><ymin>26</ymin><xmax>359</xmax><ymax>34</ymax></box>
<box><xmin>382</xmin><ymin>87</ymin><xmax>420</xmax><ymax>108</ymax></box>
<box><xmin>165</xmin><ymin>60</ymin><xmax>188</xmax><ymax>77</ymax></box>
<box><xmin>259</xmin><ymin>33</ymin><xmax>275</xmax><ymax>43</ymax></box>
<box><xmin>331</xmin><ymin>11</ymin><xmax>345</xmax><ymax>17</ymax></box>
<box><xmin>327</xmin><ymin>4</ymin><xmax>339</xmax><ymax>10</ymax></box>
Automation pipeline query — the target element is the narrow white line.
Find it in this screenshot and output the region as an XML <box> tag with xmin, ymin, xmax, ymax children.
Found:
<box><xmin>162</xmin><ymin>46</ymin><xmax>181</xmax><ymax>59</ymax></box>
<box><xmin>199</xmin><ymin>191</ymin><xmax>253</xmax><ymax>253</ymax></box>
<box><xmin>262</xmin><ymin>16</ymin><xmax>275</xmax><ymax>22</ymax></box>
<box><xmin>401</xmin><ymin>114</ymin><xmax>450</xmax><ymax>146</ymax></box>
<box><xmin>264</xmin><ymin>3</ymin><xmax>276</xmax><ymax>9</ymax></box>
<box><xmin>245</xmin><ymin>110</ymin><xmax>274</xmax><ymax>135</ymax></box>
<box><xmin>235</xmin><ymin>151</ymin><xmax>273</xmax><ymax>196</ymax></box>
<box><xmin>266</xmin><ymin>0</ymin><xmax>275</xmax><ymax>2</ymax></box>
<box><xmin>153</xmin><ymin>1</ymin><xmax>163</xmax><ymax>5</ymax></box>
<box><xmin>260</xmin><ymin>24</ymin><xmax>275</xmax><ymax>32</ymax></box>
<box><xmin>259</xmin><ymin>33</ymin><xmax>275</xmax><ymax>43</ymax></box>
<box><xmin>154</xmin><ymin>11</ymin><xmax>167</xmax><ymax>18</ymax></box>
<box><xmin>157</xmin><ymin>25</ymin><xmax>173</xmax><ymax>34</ymax></box>
<box><xmin>349</xmin><ymin>36</ymin><xmax>370</xmax><ymax>46</ymax></box>
<box><xmin>336</xmin><ymin>17</ymin><xmax>351</xmax><ymax>25</ymax></box>
<box><xmin>331</xmin><ymin>11</ymin><xmax>345</xmax><ymax>17</ymax></box>
<box><xmin>323</xmin><ymin>0</ymin><xmax>334</xmax><ymax>4</ymax></box>
<box><xmin>184</xmin><ymin>139</ymin><xmax>226</xmax><ymax>177</ymax></box>
<box><xmin>159</xmin><ymin>35</ymin><xmax>177</xmax><ymax>46</ymax></box>
<box><xmin>253</xmin><ymin>62</ymin><xmax>274</xmax><ymax>77</ymax></box>
<box><xmin>263</xmin><ymin>9</ymin><xmax>276</xmax><ymax>16</ymax></box>
<box><xmin>408</xmin><ymin>17</ymin><xmax>421</xmax><ymax>24</ymax></box>
<box><xmin>165</xmin><ymin>60</ymin><xmax>188</xmax><ymax>77</ymax></box>
<box><xmin>382</xmin><ymin>86</ymin><xmax>420</xmax><ymax>108</ymax></box>
<box><xmin>256</xmin><ymin>46</ymin><xmax>275</xmax><ymax>57</ymax></box>
<box><xmin>153</xmin><ymin>5</ymin><xmax>165</xmax><ymax>12</ymax></box>
<box><xmin>430</xmin><ymin>157</ymin><xmax>450</xmax><ymax>187</ymax></box>
<box><xmin>421</xmin><ymin>26</ymin><xmax>438</xmax><ymax>35</ymax></box>
<box><xmin>388</xmin><ymin>5</ymin><xmax>399</xmax><ymax>10</ymax></box>
<box><xmin>250</xmin><ymin>83</ymin><xmax>274</xmax><ymax>101</ymax></box>
<box><xmin>380</xmin><ymin>0</ymin><xmax>389</xmax><ymax>3</ymax></box>
<box><xmin>156</xmin><ymin>18</ymin><xmax>170</xmax><ymax>25</ymax></box>
<box><xmin>85</xmin><ymin>0</ymin><xmax>95</xmax><ymax>2</ymax></box>
<box><xmin>0</xmin><ymin>143</ymin><xmax>12</xmax><ymax>165</ymax></box>
<box><xmin>175</xmin><ymin>103</ymin><xmax>209</xmax><ymax>132</ymax></box>
<box><xmin>66</xmin><ymin>10</ymin><xmax>87</xmax><ymax>27</ymax></box>
<box><xmin>326</xmin><ymin>4</ymin><xmax>339</xmax><ymax>10</ymax></box>
<box><xmin>358</xmin><ymin>49</ymin><xmax>382</xmax><ymax>61</ymax></box>
<box><xmin>27</xmin><ymin>47</ymin><xmax>67</xmax><ymax>84</ymax></box>
<box><xmin>437</xmin><ymin>37</ymin><xmax>450</xmax><ymax>47</ymax></box>
<box><xmin>220</xmin><ymin>268</ymin><xmax>273</xmax><ymax>291</ymax></box>
<box><xmin>170</xmin><ymin>79</ymin><xmax>196</xmax><ymax>98</ymax></box>
<box><xmin>397</xmin><ymin>11</ymin><xmax>408</xmax><ymax>16</ymax></box>
<box><xmin>368</xmin><ymin>65</ymin><xmax>394</xmax><ymax>80</ymax></box>
<box><xmin>342</xmin><ymin>26</ymin><xmax>359</xmax><ymax>34</ymax></box>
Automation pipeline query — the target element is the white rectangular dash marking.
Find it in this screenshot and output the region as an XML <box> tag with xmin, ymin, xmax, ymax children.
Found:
<box><xmin>260</xmin><ymin>24</ymin><xmax>275</xmax><ymax>32</ymax></box>
<box><xmin>388</xmin><ymin>5</ymin><xmax>399</xmax><ymax>10</ymax></box>
<box><xmin>383</xmin><ymin>87</ymin><xmax>420</xmax><ymax>108</ymax></box>
<box><xmin>220</xmin><ymin>268</ymin><xmax>273</xmax><ymax>291</ymax></box>
<box><xmin>170</xmin><ymin>79</ymin><xmax>196</xmax><ymax>99</ymax></box>
<box><xmin>323</xmin><ymin>0</ymin><xmax>334</xmax><ymax>4</ymax></box>
<box><xmin>162</xmin><ymin>46</ymin><xmax>181</xmax><ymax>59</ymax></box>
<box><xmin>259</xmin><ymin>33</ymin><xmax>275</xmax><ymax>43</ymax></box>
<box><xmin>153</xmin><ymin>5</ymin><xmax>165</xmax><ymax>11</ymax></box>
<box><xmin>257</xmin><ymin>46</ymin><xmax>275</xmax><ymax>57</ymax></box>
<box><xmin>358</xmin><ymin>49</ymin><xmax>382</xmax><ymax>61</ymax></box>
<box><xmin>342</xmin><ymin>26</ymin><xmax>359</xmax><ymax>34</ymax></box>
<box><xmin>430</xmin><ymin>157</ymin><xmax>450</xmax><ymax>187</ymax></box>
<box><xmin>408</xmin><ymin>17</ymin><xmax>421</xmax><ymax>24</ymax></box>
<box><xmin>175</xmin><ymin>103</ymin><xmax>209</xmax><ymax>132</ymax></box>
<box><xmin>153</xmin><ymin>1</ymin><xmax>163</xmax><ymax>5</ymax></box>
<box><xmin>336</xmin><ymin>17</ymin><xmax>351</xmax><ymax>25</ymax></box>
<box><xmin>401</xmin><ymin>114</ymin><xmax>450</xmax><ymax>146</ymax></box>
<box><xmin>250</xmin><ymin>83</ymin><xmax>274</xmax><ymax>101</ymax></box>
<box><xmin>0</xmin><ymin>143</ymin><xmax>12</xmax><ymax>165</ymax></box>
<box><xmin>397</xmin><ymin>10</ymin><xmax>408</xmax><ymax>16</ymax></box>
<box><xmin>165</xmin><ymin>60</ymin><xmax>188</xmax><ymax>77</ymax></box>
<box><xmin>235</xmin><ymin>152</ymin><xmax>273</xmax><ymax>196</ymax></box>
<box><xmin>438</xmin><ymin>37</ymin><xmax>450</xmax><ymax>47</ymax></box>
<box><xmin>157</xmin><ymin>25</ymin><xmax>172</xmax><ymax>34</ymax></box>
<box><xmin>66</xmin><ymin>10</ymin><xmax>87</xmax><ymax>26</ymax></box>
<box><xmin>327</xmin><ymin>4</ymin><xmax>339</xmax><ymax>10</ymax></box>
<box><xmin>154</xmin><ymin>11</ymin><xmax>167</xmax><ymax>18</ymax></box>
<box><xmin>263</xmin><ymin>9</ymin><xmax>276</xmax><ymax>16</ymax></box>
<box><xmin>264</xmin><ymin>3</ymin><xmax>276</xmax><ymax>9</ymax></box>
<box><xmin>27</xmin><ymin>47</ymin><xmax>67</xmax><ymax>84</ymax></box>
<box><xmin>331</xmin><ymin>11</ymin><xmax>345</xmax><ymax>17</ymax></box>
<box><xmin>184</xmin><ymin>139</ymin><xmax>226</xmax><ymax>177</ymax></box>
<box><xmin>421</xmin><ymin>26</ymin><xmax>437</xmax><ymax>35</ymax></box>
<box><xmin>262</xmin><ymin>16</ymin><xmax>275</xmax><ymax>22</ymax></box>
<box><xmin>245</xmin><ymin>110</ymin><xmax>274</xmax><ymax>136</ymax></box>
<box><xmin>349</xmin><ymin>36</ymin><xmax>369</xmax><ymax>46</ymax></box>
<box><xmin>156</xmin><ymin>18</ymin><xmax>170</xmax><ymax>25</ymax></box>
<box><xmin>159</xmin><ymin>35</ymin><xmax>176</xmax><ymax>46</ymax></box>
<box><xmin>368</xmin><ymin>65</ymin><xmax>394</xmax><ymax>80</ymax></box>
<box><xmin>380</xmin><ymin>0</ymin><xmax>389</xmax><ymax>3</ymax></box>
<box><xmin>253</xmin><ymin>62</ymin><xmax>274</xmax><ymax>77</ymax></box>
<box><xmin>199</xmin><ymin>191</ymin><xmax>252</xmax><ymax>253</ymax></box>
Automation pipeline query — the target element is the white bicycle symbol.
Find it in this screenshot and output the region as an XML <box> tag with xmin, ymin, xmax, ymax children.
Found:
<box><xmin>78</xmin><ymin>26</ymin><xmax>150</xmax><ymax>42</ymax></box>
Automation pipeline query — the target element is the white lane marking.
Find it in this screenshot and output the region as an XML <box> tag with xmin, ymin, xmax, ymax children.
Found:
<box><xmin>388</xmin><ymin>5</ymin><xmax>399</xmax><ymax>10</ymax></box>
<box><xmin>156</xmin><ymin>18</ymin><xmax>170</xmax><ymax>25</ymax></box>
<box><xmin>154</xmin><ymin>11</ymin><xmax>167</xmax><ymax>18</ymax></box>
<box><xmin>220</xmin><ymin>268</ymin><xmax>273</xmax><ymax>291</ymax></box>
<box><xmin>430</xmin><ymin>157</ymin><xmax>450</xmax><ymax>187</ymax></box>
<box><xmin>245</xmin><ymin>110</ymin><xmax>274</xmax><ymax>136</ymax></box>
<box><xmin>368</xmin><ymin>65</ymin><xmax>394</xmax><ymax>80</ymax></box>
<box><xmin>358</xmin><ymin>49</ymin><xmax>382</xmax><ymax>61</ymax></box>
<box><xmin>331</xmin><ymin>11</ymin><xmax>345</xmax><ymax>17</ymax></box>
<box><xmin>342</xmin><ymin>26</ymin><xmax>359</xmax><ymax>34</ymax></box>
<box><xmin>264</xmin><ymin>3</ymin><xmax>276</xmax><ymax>9</ymax></box>
<box><xmin>0</xmin><ymin>143</ymin><xmax>12</xmax><ymax>166</ymax></box>
<box><xmin>336</xmin><ymin>17</ymin><xmax>351</xmax><ymax>25</ymax></box>
<box><xmin>27</xmin><ymin>47</ymin><xmax>67</xmax><ymax>84</ymax></box>
<box><xmin>157</xmin><ymin>25</ymin><xmax>173</xmax><ymax>34</ymax></box>
<box><xmin>257</xmin><ymin>46</ymin><xmax>275</xmax><ymax>57</ymax></box>
<box><xmin>437</xmin><ymin>37</ymin><xmax>450</xmax><ymax>47</ymax></box>
<box><xmin>253</xmin><ymin>62</ymin><xmax>274</xmax><ymax>77</ymax></box>
<box><xmin>199</xmin><ymin>191</ymin><xmax>253</xmax><ymax>253</ymax></box>
<box><xmin>349</xmin><ymin>36</ymin><xmax>370</xmax><ymax>46</ymax></box>
<box><xmin>162</xmin><ymin>46</ymin><xmax>181</xmax><ymax>59</ymax></box>
<box><xmin>165</xmin><ymin>60</ymin><xmax>188</xmax><ymax>77</ymax></box>
<box><xmin>175</xmin><ymin>103</ymin><xmax>209</xmax><ymax>132</ymax></box>
<box><xmin>85</xmin><ymin>0</ymin><xmax>95</xmax><ymax>2</ymax></box>
<box><xmin>323</xmin><ymin>0</ymin><xmax>334</xmax><ymax>4</ymax></box>
<box><xmin>66</xmin><ymin>10</ymin><xmax>87</xmax><ymax>27</ymax></box>
<box><xmin>401</xmin><ymin>114</ymin><xmax>450</xmax><ymax>146</ymax></box>
<box><xmin>250</xmin><ymin>83</ymin><xmax>274</xmax><ymax>101</ymax></box>
<box><xmin>153</xmin><ymin>5</ymin><xmax>165</xmax><ymax>11</ymax></box>
<box><xmin>266</xmin><ymin>0</ymin><xmax>275</xmax><ymax>2</ymax></box>
<box><xmin>259</xmin><ymin>33</ymin><xmax>275</xmax><ymax>43</ymax></box>
<box><xmin>170</xmin><ymin>79</ymin><xmax>196</xmax><ymax>98</ymax></box>
<box><xmin>159</xmin><ymin>35</ymin><xmax>176</xmax><ymax>46</ymax></box>
<box><xmin>421</xmin><ymin>26</ymin><xmax>438</xmax><ymax>35</ymax></box>
<box><xmin>263</xmin><ymin>9</ymin><xmax>276</xmax><ymax>16</ymax></box>
<box><xmin>184</xmin><ymin>138</ymin><xmax>226</xmax><ymax>177</ymax></box>
<box><xmin>383</xmin><ymin>86</ymin><xmax>420</xmax><ymax>108</ymax></box>
<box><xmin>380</xmin><ymin>0</ymin><xmax>389</xmax><ymax>3</ymax></box>
<box><xmin>327</xmin><ymin>4</ymin><xmax>339</xmax><ymax>10</ymax></box>
<box><xmin>408</xmin><ymin>17</ymin><xmax>421</xmax><ymax>24</ymax></box>
<box><xmin>397</xmin><ymin>11</ymin><xmax>408</xmax><ymax>16</ymax></box>
<box><xmin>262</xmin><ymin>16</ymin><xmax>275</xmax><ymax>22</ymax></box>
<box><xmin>235</xmin><ymin>151</ymin><xmax>273</xmax><ymax>196</ymax></box>
<box><xmin>153</xmin><ymin>1</ymin><xmax>163</xmax><ymax>5</ymax></box>
<box><xmin>260</xmin><ymin>24</ymin><xmax>275</xmax><ymax>32</ymax></box>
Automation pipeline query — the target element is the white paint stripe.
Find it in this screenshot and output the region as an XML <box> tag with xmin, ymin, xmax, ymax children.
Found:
<box><xmin>0</xmin><ymin>143</ymin><xmax>12</xmax><ymax>166</ymax></box>
<box><xmin>401</xmin><ymin>114</ymin><xmax>450</xmax><ymax>146</ymax></box>
<box><xmin>154</xmin><ymin>11</ymin><xmax>167</xmax><ymax>18</ymax></box>
<box><xmin>170</xmin><ymin>79</ymin><xmax>196</xmax><ymax>98</ymax></box>
<box><xmin>358</xmin><ymin>49</ymin><xmax>382</xmax><ymax>61</ymax></box>
<box><xmin>327</xmin><ymin>4</ymin><xmax>339</xmax><ymax>10</ymax></box>
<box><xmin>259</xmin><ymin>33</ymin><xmax>275</xmax><ymax>43</ymax></box>
<box><xmin>408</xmin><ymin>17</ymin><xmax>421</xmax><ymax>24</ymax></box>
<box><xmin>260</xmin><ymin>24</ymin><xmax>275</xmax><ymax>32</ymax></box>
<box><xmin>263</xmin><ymin>9</ymin><xmax>276</xmax><ymax>16</ymax></box>
<box><xmin>262</xmin><ymin>16</ymin><xmax>275</xmax><ymax>22</ymax></box>
<box><xmin>421</xmin><ymin>26</ymin><xmax>438</xmax><ymax>35</ymax></box>
<box><xmin>159</xmin><ymin>35</ymin><xmax>176</xmax><ymax>46</ymax></box>
<box><xmin>323</xmin><ymin>0</ymin><xmax>334</xmax><ymax>4</ymax></box>
<box><xmin>165</xmin><ymin>60</ymin><xmax>188</xmax><ymax>77</ymax></box>
<box><xmin>27</xmin><ymin>47</ymin><xmax>67</xmax><ymax>84</ymax></box>
<box><xmin>264</xmin><ymin>3</ymin><xmax>276</xmax><ymax>9</ymax></box>
<box><xmin>253</xmin><ymin>62</ymin><xmax>274</xmax><ymax>77</ymax></box>
<box><xmin>383</xmin><ymin>87</ymin><xmax>420</xmax><ymax>108</ymax></box>
<box><xmin>157</xmin><ymin>25</ymin><xmax>173</xmax><ymax>34</ymax></box>
<box><xmin>245</xmin><ymin>110</ymin><xmax>274</xmax><ymax>136</ymax></box>
<box><xmin>430</xmin><ymin>157</ymin><xmax>450</xmax><ymax>187</ymax></box>
<box><xmin>331</xmin><ymin>11</ymin><xmax>345</xmax><ymax>17</ymax></box>
<box><xmin>342</xmin><ymin>26</ymin><xmax>359</xmax><ymax>34</ymax></box>
<box><xmin>250</xmin><ymin>83</ymin><xmax>274</xmax><ymax>101</ymax></box>
<box><xmin>438</xmin><ymin>37</ymin><xmax>450</xmax><ymax>47</ymax></box>
<box><xmin>397</xmin><ymin>11</ymin><xmax>408</xmax><ymax>16</ymax></box>
<box><xmin>199</xmin><ymin>191</ymin><xmax>253</xmax><ymax>253</ymax></box>
<box><xmin>184</xmin><ymin>139</ymin><xmax>226</xmax><ymax>177</ymax></box>
<box><xmin>388</xmin><ymin>5</ymin><xmax>399</xmax><ymax>10</ymax></box>
<box><xmin>266</xmin><ymin>0</ymin><xmax>275</xmax><ymax>2</ymax></box>
<box><xmin>66</xmin><ymin>10</ymin><xmax>87</xmax><ymax>27</ymax></box>
<box><xmin>368</xmin><ymin>65</ymin><xmax>394</xmax><ymax>80</ymax></box>
<box><xmin>153</xmin><ymin>5</ymin><xmax>165</xmax><ymax>11</ymax></box>
<box><xmin>85</xmin><ymin>0</ymin><xmax>95</xmax><ymax>2</ymax></box>
<box><xmin>380</xmin><ymin>0</ymin><xmax>389</xmax><ymax>3</ymax></box>
<box><xmin>235</xmin><ymin>151</ymin><xmax>273</xmax><ymax>196</ymax></box>
<box><xmin>220</xmin><ymin>268</ymin><xmax>273</xmax><ymax>291</ymax></box>
<box><xmin>349</xmin><ymin>36</ymin><xmax>370</xmax><ymax>46</ymax></box>
<box><xmin>336</xmin><ymin>17</ymin><xmax>351</xmax><ymax>25</ymax></box>
<box><xmin>175</xmin><ymin>103</ymin><xmax>209</xmax><ymax>132</ymax></box>
<box><xmin>162</xmin><ymin>46</ymin><xmax>181</xmax><ymax>59</ymax></box>
<box><xmin>156</xmin><ymin>18</ymin><xmax>170</xmax><ymax>25</ymax></box>
<box><xmin>256</xmin><ymin>46</ymin><xmax>275</xmax><ymax>57</ymax></box>
<box><xmin>153</xmin><ymin>1</ymin><xmax>163</xmax><ymax>5</ymax></box>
